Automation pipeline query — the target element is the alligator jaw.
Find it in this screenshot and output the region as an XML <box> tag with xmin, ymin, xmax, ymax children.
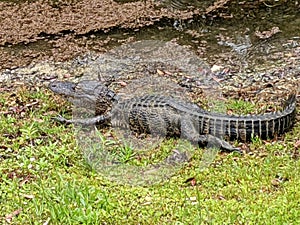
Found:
<box><xmin>48</xmin><ymin>81</ymin><xmax>77</xmax><ymax>97</ymax></box>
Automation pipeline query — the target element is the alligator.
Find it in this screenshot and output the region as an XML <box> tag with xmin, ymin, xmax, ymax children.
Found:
<box><xmin>49</xmin><ymin>80</ymin><xmax>297</xmax><ymax>153</ymax></box>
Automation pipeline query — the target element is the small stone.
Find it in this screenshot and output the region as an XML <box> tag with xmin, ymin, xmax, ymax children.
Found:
<box><xmin>211</xmin><ymin>65</ymin><xmax>223</xmax><ymax>73</ymax></box>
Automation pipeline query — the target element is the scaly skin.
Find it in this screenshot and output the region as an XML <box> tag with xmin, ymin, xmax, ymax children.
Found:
<box><xmin>49</xmin><ymin>80</ymin><xmax>297</xmax><ymax>153</ymax></box>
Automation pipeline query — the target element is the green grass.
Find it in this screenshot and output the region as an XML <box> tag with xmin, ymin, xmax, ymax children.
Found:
<box><xmin>206</xmin><ymin>97</ymin><xmax>273</xmax><ymax>115</ymax></box>
<box><xmin>1</xmin><ymin>84</ymin><xmax>300</xmax><ymax>224</ymax></box>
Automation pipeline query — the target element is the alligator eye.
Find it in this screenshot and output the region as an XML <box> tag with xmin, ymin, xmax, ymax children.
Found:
<box><xmin>49</xmin><ymin>82</ymin><xmax>57</xmax><ymax>88</ymax></box>
<box><xmin>67</xmin><ymin>82</ymin><xmax>76</xmax><ymax>91</ymax></box>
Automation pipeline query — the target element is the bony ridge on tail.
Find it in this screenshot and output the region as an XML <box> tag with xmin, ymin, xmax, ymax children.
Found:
<box><xmin>49</xmin><ymin>80</ymin><xmax>297</xmax><ymax>154</ymax></box>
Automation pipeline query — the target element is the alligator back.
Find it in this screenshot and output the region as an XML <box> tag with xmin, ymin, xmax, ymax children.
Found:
<box><xmin>112</xmin><ymin>94</ymin><xmax>296</xmax><ymax>142</ymax></box>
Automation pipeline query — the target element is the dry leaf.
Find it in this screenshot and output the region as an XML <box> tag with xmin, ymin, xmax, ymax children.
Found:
<box><xmin>156</xmin><ymin>69</ymin><xmax>164</xmax><ymax>76</ymax></box>
<box><xmin>118</xmin><ymin>81</ymin><xmax>127</xmax><ymax>86</ymax></box>
<box><xmin>5</xmin><ymin>209</ymin><xmax>22</xmax><ymax>223</ymax></box>
<box><xmin>294</xmin><ymin>140</ymin><xmax>300</xmax><ymax>149</ymax></box>
<box><xmin>23</xmin><ymin>194</ymin><xmax>34</xmax><ymax>199</ymax></box>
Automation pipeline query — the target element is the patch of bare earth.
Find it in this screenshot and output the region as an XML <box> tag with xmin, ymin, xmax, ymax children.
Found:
<box><xmin>0</xmin><ymin>0</ymin><xmax>298</xmax><ymax>72</ymax></box>
<box><xmin>0</xmin><ymin>0</ymin><xmax>204</xmax><ymax>70</ymax></box>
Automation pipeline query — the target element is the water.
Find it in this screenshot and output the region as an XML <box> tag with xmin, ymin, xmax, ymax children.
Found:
<box><xmin>2</xmin><ymin>0</ymin><xmax>299</xmax><ymax>69</ymax></box>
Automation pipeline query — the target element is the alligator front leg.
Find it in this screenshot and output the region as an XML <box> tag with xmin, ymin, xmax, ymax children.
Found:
<box><xmin>53</xmin><ymin>113</ymin><xmax>111</xmax><ymax>125</ymax></box>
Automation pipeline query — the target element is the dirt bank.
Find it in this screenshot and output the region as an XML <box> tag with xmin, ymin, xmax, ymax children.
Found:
<box><xmin>0</xmin><ymin>0</ymin><xmax>199</xmax><ymax>70</ymax></box>
<box><xmin>0</xmin><ymin>0</ymin><xmax>298</xmax><ymax>71</ymax></box>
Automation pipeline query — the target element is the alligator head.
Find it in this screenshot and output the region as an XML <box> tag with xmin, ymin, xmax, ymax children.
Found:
<box><xmin>49</xmin><ymin>80</ymin><xmax>118</xmax><ymax>114</ymax></box>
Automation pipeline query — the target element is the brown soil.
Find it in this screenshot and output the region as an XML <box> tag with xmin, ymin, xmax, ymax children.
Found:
<box><xmin>0</xmin><ymin>0</ymin><xmax>298</xmax><ymax>71</ymax></box>
<box><xmin>0</xmin><ymin>0</ymin><xmax>202</xmax><ymax>71</ymax></box>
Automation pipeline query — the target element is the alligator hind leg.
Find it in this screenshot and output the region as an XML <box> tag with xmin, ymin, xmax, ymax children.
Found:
<box><xmin>180</xmin><ymin>118</ymin><xmax>241</xmax><ymax>153</ymax></box>
<box><xmin>199</xmin><ymin>134</ymin><xmax>241</xmax><ymax>153</ymax></box>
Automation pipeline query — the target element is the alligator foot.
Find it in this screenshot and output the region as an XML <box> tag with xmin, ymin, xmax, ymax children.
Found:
<box><xmin>199</xmin><ymin>134</ymin><xmax>242</xmax><ymax>154</ymax></box>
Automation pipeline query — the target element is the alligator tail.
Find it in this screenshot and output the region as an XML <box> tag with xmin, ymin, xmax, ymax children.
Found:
<box><xmin>202</xmin><ymin>93</ymin><xmax>297</xmax><ymax>141</ymax></box>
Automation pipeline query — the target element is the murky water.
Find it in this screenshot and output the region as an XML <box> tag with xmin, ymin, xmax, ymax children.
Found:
<box><xmin>2</xmin><ymin>0</ymin><xmax>299</xmax><ymax>69</ymax></box>
<box><xmin>137</xmin><ymin>9</ymin><xmax>299</xmax><ymax>68</ymax></box>
<box><xmin>24</xmin><ymin>2</ymin><xmax>300</xmax><ymax>68</ymax></box>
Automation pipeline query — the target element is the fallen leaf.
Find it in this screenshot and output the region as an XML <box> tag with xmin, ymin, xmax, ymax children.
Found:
<box><xmin>271</xmin><ymin>178</ymin><xmax>281</xmax><ymax>187</ymax></box>
<box><xmin>217</xmin><ymin>195</ymin><xmax>226</xmax><ymax>200</ymax></box>
<box><xmin>294</xmin><ymin>140</ymin><xmax>300</xmax><ymax>149</ymax></box>
<box><xmin>5</xmin><ymin>209</ymin><xmax>22</xmax><ymax>223</ymax></box>
<box><xmin>164</xmin><ymin>70</ymin><xmax>172</xmax><ymax>75</ymax></box>
<box><xmin>156</xmin><ymin>69</ymin><xmax>164</xmax><ymax>75</ymax></box>
<box><xmin>255</xmin><ymin>27</ymin><xmax>281</xmax><ymax>39</ymax></box>
<box><xmin>190</xmin><ymin>178</ymin><xmax>197</xmax><ymax>186</ymax></box>
<box><xmin>118</xmin><ymin>81</ymin><xmax>127</xmax><ymax>86</ymax></box>
<box><xmin>23</xmin><ymin>194</ymin><xmax>34</xmax><ymax>199</ymax></box>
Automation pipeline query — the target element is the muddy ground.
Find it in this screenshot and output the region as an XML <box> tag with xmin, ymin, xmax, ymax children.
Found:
<box><xmin>0</xmin><ymin>0</ymin><xmax>299</xmax><ymax>72</ymax></box>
